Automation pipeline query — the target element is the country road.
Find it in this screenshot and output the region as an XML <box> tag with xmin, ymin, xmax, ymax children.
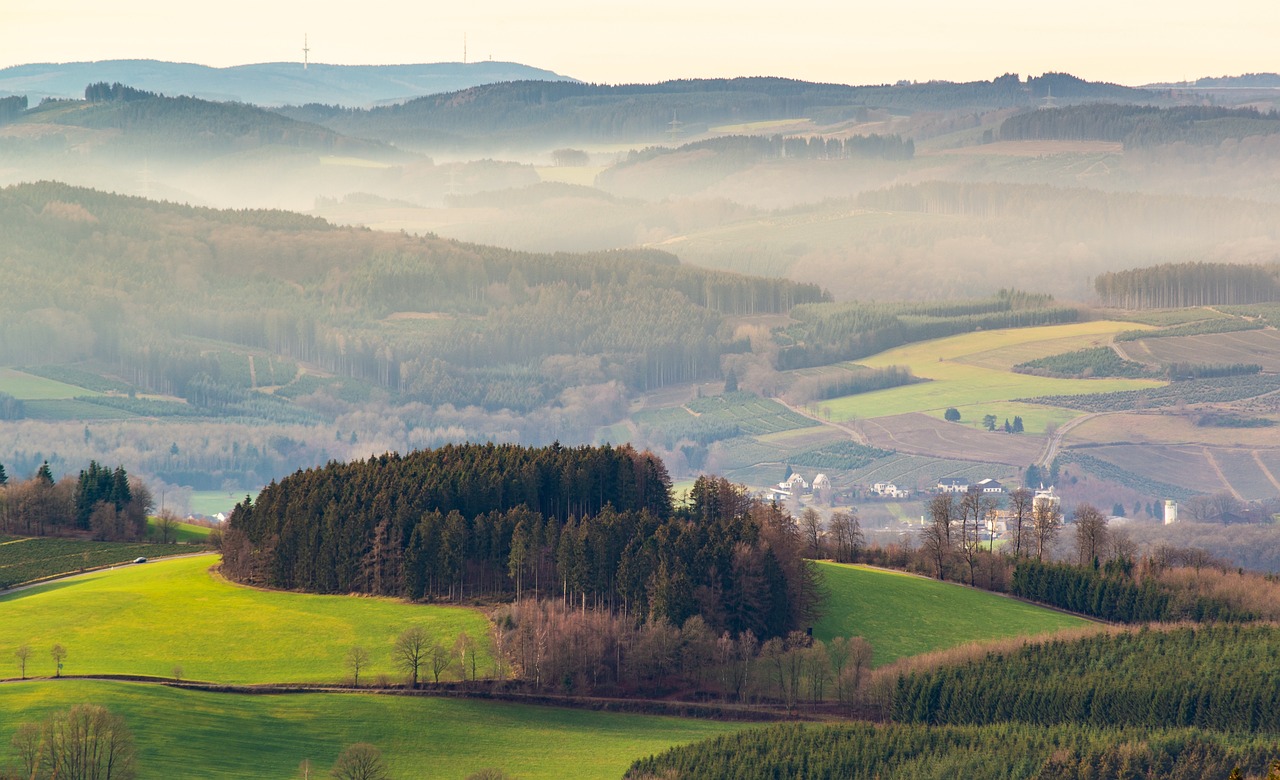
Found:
<box><xmin>1037</xmin><ymin>411</ymin><xmax>1113</xmax><ymax>467</ymax></box>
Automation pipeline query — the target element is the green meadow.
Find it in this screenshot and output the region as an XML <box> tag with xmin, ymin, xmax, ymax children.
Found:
<box><xmin>819</xmin><ymin>322</ymin><xmax>1164</xmax><ymax>422</ymax></box>
<box><xmin>812</xmin><ymin>562</ymin><xmax>1091</xmax><ymax>665</ymax></box>
<box><xmin>0</xmin><ymin>368</ymin><xmax>100</xmax><ymax>400</ymax></box>
<box><xmin>0</xmin><ymin>680</ymin><xmax>746</xmax><ymax>780</ymax></box>
<box><xmin>145</xmin><ymin>516</ymin><xmax>213</xmax><ymax>543</ymax></box>
<box><xmin>0</xmin><ymin>555</ymin><xmax>490</xmax><ymax>684</ymax></box>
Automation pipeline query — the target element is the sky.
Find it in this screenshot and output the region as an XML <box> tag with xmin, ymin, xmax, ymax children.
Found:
<box><xmin>3</xmin><ymin>0</ymin><xmax>1278</xmax><ymax>86</ymax></box>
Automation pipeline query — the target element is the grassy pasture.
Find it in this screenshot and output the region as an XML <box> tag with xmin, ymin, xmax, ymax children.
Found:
<box><xmin>0</xmin><ymin>368</ymin><xmax>101</xmax><ymax>400</ymax></box>
<box><xmin>812</xmin><ymin>562</ymin><xmax>1092</xmax><ymax>665</ymax></box>
<box><xmin>145</xmin><ymin>517</ymin><xmax>213</xmax><ymax>543</ymax></box>
<box><xmin>0</xmin><ymin>680</ymin><xmax>746</xmax><ymax>780</ymax></box>
<box><xmin>0</xmin><ymin>555</ymin><xmax>490</xmax><ymax>684</ymax></box>
<box><xmin>817</xmin><ymin>322</ymin><xmax>1164</xmax><ymax>422</ymax></box>
<box><xmin>922</xmin><ymin>401</ymin><xmax>1077</xmax><ymax>436</ymax></box>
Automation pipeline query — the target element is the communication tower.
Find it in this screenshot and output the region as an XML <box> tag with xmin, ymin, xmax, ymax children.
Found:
<box><xmin>303</xmin><ymin>34</ymin><xmax>310</xmax><ymax>70</ymax></box>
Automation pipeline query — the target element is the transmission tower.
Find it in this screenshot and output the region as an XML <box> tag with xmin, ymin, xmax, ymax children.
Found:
<box><xmin>1040</xmin><ymin>85</ymin><xmax>1056</xmax><ymax>110</ymax></box>
<box><xmin>667</xmin><ymin>112</ymin><xmax>683</xmax><ymax>145</ymax></box>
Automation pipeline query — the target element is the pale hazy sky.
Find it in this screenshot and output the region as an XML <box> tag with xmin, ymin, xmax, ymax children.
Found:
<box><xmin>3</xmin><ymin>0</ymin><xmax>1278</xmax><ymax>86</ymax></box>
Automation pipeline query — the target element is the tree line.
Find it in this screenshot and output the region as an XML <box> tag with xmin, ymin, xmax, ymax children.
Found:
<box><xmin>0</xmin><ymin>460</ymin><xmax>151</xmax><ymax>541</ymax></box>
<box><xmin>775</xmin><ymin>291</ymin><xmax>1077</xmax><ymax>370</ymax></box>
<box><xmin>1000</xmin><ymin>103</ymin><xmax>1280</xmax><ymax>148</ymax></box>
<box><xmin>1010</xmin><ymin>559</ymin><xmax>1255</xmax><ymax>624</ymax></box>
<box><xmin>1095</xmin><ymin>261</ymin><xmax>1280</xmax><ymax>308</ymax></box>
<box><xmin>223</xmin><ymin>446</ymin><xmax>821</xmax><ymax>640</ymax></box>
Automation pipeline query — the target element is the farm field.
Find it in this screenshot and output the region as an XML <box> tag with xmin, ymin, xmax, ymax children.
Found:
<box><xmin>812</xmin><ymin>562</ymin><xmax>1092</xmax><ymax>665</ymax></box>
<box><xmin>818</xmin><ymin>322</ymin><xmax>1164</xmax><ymax>423</ymax></box>
<box><xmin>22</xmin><ymin>399</ymin><xmax>137</xmax><ymax>420</ymax></box>
<box><xmin>1102</xmin><ymin>307</ymin><xmax>1231</xmax><ymax>327</ymax></box>
<box><xmin>0</xmin><ymin>367</ymin><xmax>100</xmax><ymax>399</ymax></box>
<box><xmin>188</xmin><ymin>489</ymin><xmax>243</xmax><ymax>517</ymax></box>
<box><xmin>921</xmin><ymin>400</ymin><xmax>1077</xmax><ymax>436</ymax></box>
<box><xmin>0</xmin><ymin>554</ymin><xmax>491</xmax><ymax>684</ymax></box>
<box><xmin>856</xmin><ymin>412</ymin><xmax>1043</xmax><ymax>467</ymax></box>
<box><xmin>1071</xmin><ymin>444</ymin><xmax>1241</xmax><ymax>497</ymax></box>
<box><xmin>1069</xmin><ymin>412</ymin><xmax>1280</xmax><ymax>449</ymax></box>
<box><xmin>0</xmin><ymin>680</ymin><xmax>746</xmax><ymax>780</ymax></box>
<box><xmin>0</xmin><ymin>537</ymin><xmax>195</xmax><ymax>589</ymax></box>
<box><xmin>1124</xmin><ymin>328</ymin><xmax>1280</xmax><ymax>371</ymax></box>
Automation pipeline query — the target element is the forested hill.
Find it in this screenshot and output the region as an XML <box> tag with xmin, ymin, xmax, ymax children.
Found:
<box><xmin>223</xmin><ymin>446</ymin><xmax>820</xmax><ymax>639</ymax></box>
<box><xmin>0</xmin><ymin>60</ymin><xmax>577</xmax><ymax>107</ymax></box>
<box><xmin>0</xmin><ymin>84</ymin><xmax>406</xmax><ymax>161</ymax></box>
<box><xmin>1000</xmin><ymin>104</ymin><xmax>1280</xmax><ymax>147</ymax></box>
<box><xmin>0</xmin><ymin>182</ymin><xmax>824</xmax><ymax>414</ymax></box>
<box><xmin>279</xmin><ymin>73</ymin><xmax>1155</xmax><ymax>150</ymax></box>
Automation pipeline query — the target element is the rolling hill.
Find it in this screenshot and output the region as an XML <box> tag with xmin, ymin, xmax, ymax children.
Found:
<box><xmin>0</xmin><ymin>60</ymin><xmax>577</xmax><ymax>108</ymax></box>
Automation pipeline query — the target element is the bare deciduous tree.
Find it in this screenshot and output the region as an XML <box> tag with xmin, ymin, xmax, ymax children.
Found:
<box><xmin>1032</xmin><ymin>500</ymin><xmax>1063</xmax><ymax>562</ymax></box>
<box><xmin>15</xmin><ymin>644</ymin><xmax>30</xmax><ymax>679</ymax></box>
<box><xmin>1007</xmin><ymin>488</ymin><xmax>1034</xmax><ymax>558</ymax></box>
<box><xmin>17</xmin><ymin>703</ymin><xmax>137</xmax><ymax>780</ymax></box>
<box><xmin>155</xmin><ymin>509</ymin><xmax>180</xmax><ymax>544</ymax></box>
<box><xmin>1073</xmin><ymin>503</ymin><xmax>1109</xmax><ymax>566</ymax></box>
<box><xmin>428</xmin><ymin>642</ymin><xmax>453</xmax><ymax>684</ymax></box>
<box><xmin>330</xmin><ymin>743</ymin><xmax>389</xmax><ymax>780</ymax></box>
<box><xmin>827</xmin><ymin>510</ymin><xmax>864</xmax><ymax>563</ymax></box>
<box><xmin>50</xmin><ymin>643</ymin><xmax>66</xmax><ymax>677</ymax></box>
<box><xmin>392</xmin><ymin>626</ymin><xmax>427</xmax><ymax>688</ymax></box>
<box><xmin>799</xmin><ymin>507</ymin><xmax>822</xmax><ymax>557</ymax></box>
<box><xmin>345</xmin><ymin>645</ymin><xmax>370</xmax><ymax>687</ymax></box>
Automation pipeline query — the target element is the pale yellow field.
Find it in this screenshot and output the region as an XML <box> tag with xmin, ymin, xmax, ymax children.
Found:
<box><xmin>820</xmin><ymin>321</ymin><xmax>1165</xmax><ymax>422</ymax></box>
<box><xmin>708</xmin><ymin>118</ymin><xmax>811</xmax><ymax>133</ymax></box>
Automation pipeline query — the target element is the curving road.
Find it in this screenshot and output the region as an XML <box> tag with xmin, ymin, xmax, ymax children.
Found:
<box><xmin>1037</xmin><ymin>411</ymin><xmax>1114</xmax><ymax>468</ymax></box>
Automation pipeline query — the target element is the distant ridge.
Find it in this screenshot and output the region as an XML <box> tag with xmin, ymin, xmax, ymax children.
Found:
<box><xmin>0</xmin><ymin>59</ymin><xmax>579</xmax><ymax>108</ymax></box>
<box><xmin>1146</xmin><ymin>74</ymin><xmax>1280</xmax><ymax>89</ymax></box>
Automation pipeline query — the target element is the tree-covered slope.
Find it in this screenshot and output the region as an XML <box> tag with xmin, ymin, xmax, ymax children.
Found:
<box><xmin>0</xmin><ymin>181</ymin><xmax>824</xmax><ymax>416</ymax></box>
<box><xmin>281</xmin><ymin>73</ymin><xmax>1154</xmax><ymax>149</ymax></box>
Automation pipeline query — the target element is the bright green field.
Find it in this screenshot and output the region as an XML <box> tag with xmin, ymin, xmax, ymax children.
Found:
<box><xmin>0</xmin><ymin>680</ymin><xmax>745</xmax><ymax>780</ymax></box>
<box><xmin>820</xmin><ymin>322</ymin><xmax>1165</xmax><ymax>422</ymax></box>
<box><xmin>145</xmin><ymin>516</ymin><xmax>212</xmax><ymax>543</ymax></box>
<box><xmin>812</xmin><ymin>562</ymin><xmax>1091</xmax><ymax>665</ymax></box>
<box><xmin>923</xmin><ymin>401</ymin><xmax>1077</xmax><ymax>435</ymax></box>
<box><xmin>0</xmin><ymin>555</ymin><xmax>491</xmax><ymax>684</ymax></box>
<box><xmin>188</xmin><ymin>490</ymin><xmax>245</xmax><ymax>517</ymax></box>
<box><xmin>0</xmin><ymin>367</ymin><xmax>100</xmax><ymax>399</ymax></box>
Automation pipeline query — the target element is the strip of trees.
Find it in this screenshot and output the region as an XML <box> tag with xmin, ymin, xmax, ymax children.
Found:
<box><xmin>891</xmin><ymin>624</ymin><xmax>1280</xmax><ymax>732</ymax></box>
<box><xmin>0</xmin><ymin>460</ymin><xmax>151</xmax><ymax>541</ymax></box>
<box><xmin>1094</xmin><ymin>261</ymin><xmax>1280</xmax><ymax>309</ymax></box>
